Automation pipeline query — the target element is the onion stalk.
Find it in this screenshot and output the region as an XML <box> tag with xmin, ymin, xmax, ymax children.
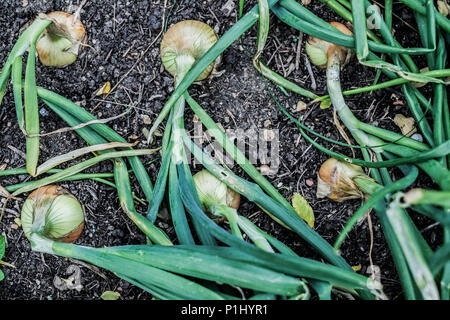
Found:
<box><xmin>145</xmin><ymin>19</ymin><xmax>220</xmax><ymax>246</ymax></box>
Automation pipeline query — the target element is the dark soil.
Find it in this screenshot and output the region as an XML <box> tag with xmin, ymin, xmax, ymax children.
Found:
<box><xmin>0</xmin><ymin>0</ymin><xmax>441</xmax><ymax>300</ymax></box>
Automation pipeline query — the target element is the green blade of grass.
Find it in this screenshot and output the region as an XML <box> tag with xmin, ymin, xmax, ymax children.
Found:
<box><xmin>351</xmin><ymin>0</ymin><xmax>369</xmax><ymax>60</ymax></box>
<box><xmin>168</xmin><ymin>159</ymin><xmax>195</xmax><ymax>245</ymax></box>
<box><xmin>11</xmin><ymin>56</ymin><xmax>24</xmax><ymax>132</ymax></box>
<box><xmin>24</xmin><ymin>43</ymin><xmax>40</xmax><ymax>176</ymax></box>
<box><xmin>113</xmin><ymin>159</ymin><xmax>172</xmax><ymax>246</ymax></box>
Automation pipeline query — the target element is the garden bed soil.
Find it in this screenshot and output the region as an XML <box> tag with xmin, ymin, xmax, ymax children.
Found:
<box><xmin>0</xmin><ymin>0</ymin><xmax>441</xmax><ymax>300</ymax></box>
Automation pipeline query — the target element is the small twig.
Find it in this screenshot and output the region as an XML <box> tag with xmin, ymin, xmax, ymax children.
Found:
<box><xmin>7</xmin><ymin>145</ymin><xmax>26</xmax><ymax>159</ymax></box>
<box><xmin>333</xmin><ymin>109</ymin><xmax>355</xmax><ymax>158</ymax></box>
<box><xmin>304</xmin><ymin>55</ymin><xmax>317</xmax><ymax>90</ymax></box>
<box><xmin>26</xmin><ymin>111</ymin><xmax>130</xmax><ymax>138</ymax></box>
<box><xmin>295</xmin><ymin>31</ymin><xmax>303</xmax><ymax>70</ymax></box>
<box><xmin>367</xmin><ymin>211</ymin><xmax>375</xmax><ymax>270</ymax></box>
<box><xmin>72</xmin><ymin>0</ymin><xmax>88</xmax><ymax>25</ymax></box>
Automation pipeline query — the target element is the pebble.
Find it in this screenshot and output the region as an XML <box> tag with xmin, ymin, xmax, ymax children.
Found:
<box><xmin>39</xmin><ymin>108</ymin><xmax>49</xmax><ymax>116</ymax></box>
<box><xmin>142</xmin><ymin>114</ymin><xmax>152</xmax><ymax>124</ymax></box>
<box><xmin>305</xmin><ymin>179</ymin><xmax>314</xmax><ymax>187</ymax></box>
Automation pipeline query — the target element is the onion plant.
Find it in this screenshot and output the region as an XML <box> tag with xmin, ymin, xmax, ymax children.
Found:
<box><xmin>0</xmin><ymin>11</ymin><xmax>86</xmax><ymax>177</ymax></box>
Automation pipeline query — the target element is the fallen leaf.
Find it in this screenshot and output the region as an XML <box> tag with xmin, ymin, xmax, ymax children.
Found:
<box><xmin>352</xmin><ymin>264</ymin><xmax>362</xmax><ymax>272</ymax></box>
<box><xmin>96</xmin><ymin>81</ymin><xmax>111</xmax><ymax>96</ymax></box>
<box><xmin>101</xmin><ymin>291</ymin><xmax>121</xmax><ymax>300</ymax></box>
<box><xmin>412</xmin><ymin>67</ymin><xmax>430</xmax><ymax>88</ymax></box>
<box><xmin>291</xmin><ymin>193</ymin><xmax>315</xmax><ymax>228</ymax></box>
<box><xmin>393</xmin><ymin>114</ymin><xmax>417</xmax><ymax>137</ymax></box>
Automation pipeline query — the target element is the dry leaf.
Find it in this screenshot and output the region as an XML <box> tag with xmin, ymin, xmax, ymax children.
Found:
<box><xmin>96</xmin><ymin>81</ymin><xmax>111</xmax><ymax>96</ymax></box>
<box><xmin>394</xmin><ymin>114</ymin><xmax>417</xmax><ymax>137</ymax></box>
<box><xmin>437</xmin><ymin>1</ymin><xmax>449</xmax><ymax>16</ymax></box>
<box><xmin>412</xmin><ymin>67</ymin><xmax>430</xmax><ymax>88</ymax></box>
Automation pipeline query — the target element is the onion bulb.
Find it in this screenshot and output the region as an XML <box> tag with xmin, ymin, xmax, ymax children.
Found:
<box><xmin>160</xmin><ymin>20</ymin><xmax>219</xmax><ymax>82</ymax></box>
<box><xmin>21</xmin><ymin>185</ymin><xmax>85</xmax><ymax>243</ymax></box>
<box><xmin>193</xmin><ymin>169</ymin><xmax>240</xmax><ymax>213</ymax></box>
<box><xmin>36</xmin><ymin>11</ymin><xmax>87</xmax><ymax>67</ymax></box>
<box><xmin>316</xmin><ymin>158</ymin><xmax>373</xmax><ymax>202</ymax></box>
<box><xmin>305</xmin><ymin>22</ymin><xmax>353</xmax><ymax>69</ymax></box>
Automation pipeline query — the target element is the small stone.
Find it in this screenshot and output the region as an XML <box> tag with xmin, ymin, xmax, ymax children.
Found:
<box><xmin>263</xmin><ymin>120</ymin><xmax>271</xmax><ymax>128</ymax></box>
<box><xmin>21</xmin><ymin>0</ymin><xmax>28</xmax><ymax>7</ymax></box>
<box><xmin>142</xmin><ymin>114</ymin><xmax>152</xmax><ymax>124</ymax></box>
<box><xmin>39</xmin><ymin>108</ymin><xmax>49</xmax><ymax>116</ymax></box>
<box><xmin>411</xmin><ymin>133</ymin><xmax>423</xmax><ymax>142</ymax></box>
<box><xmin>221</xmin><ymin>0</ymin><xmax>235</xmax><ymax>16</ymax></box>
<box><xmin>296</xmin><ymin>100</ymin><xmax>307</xmax><ymax>112</ymax></box>
<box><xmin>306</xmin><ymin>179</ymin><xmax>314</xmax><ymax>187</ymax></box>
<box><xmin>192</xmin><ymin>115</ymin><xmax>199</xmax><ymax>123</ymax></box>
<box><xmin>11</xmin><ymin>223</ymin><xmax>19</xmax><ymax>230</ymax></box>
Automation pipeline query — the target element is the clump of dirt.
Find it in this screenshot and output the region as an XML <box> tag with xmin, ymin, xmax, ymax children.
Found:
<box><xmin>0</xmin><ymin>0</ymin><xmax>440</xmax><ymax>300</ymax></box>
